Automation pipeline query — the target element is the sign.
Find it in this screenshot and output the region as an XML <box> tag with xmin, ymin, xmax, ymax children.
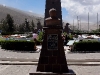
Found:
<box><xmin>47</xmin><ymin>34</ymin><xmax>58</xmax><ymax>50</ymax></box>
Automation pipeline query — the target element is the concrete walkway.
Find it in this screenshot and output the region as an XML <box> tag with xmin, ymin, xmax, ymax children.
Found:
<box><xmin>1</xmin><ymin>61</ymin><xmax>100</xmax><ymax>66</ymax></box>
<box><xmin>1</xmin><ymin>46</ymin><xmax>100</xmax><ymax>60</ymax></box>
<box><xmin>0</xmin><ymin>46</ymin><xmax>100</xmax><ymax>75</ymax></box>
<box><xmin>0</xmin><ymin>65</ymin><xmax>99</xmax><ymax>75</ymax></box>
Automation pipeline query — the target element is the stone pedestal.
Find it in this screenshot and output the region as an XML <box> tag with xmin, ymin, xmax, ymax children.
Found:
<box><xmin>36</xmin><ymin>26</ymin><xmax>69</xmax><ymax>73</ymax></box>
<box><xmin>30</xmin><ymin>72</ymin><xmax>76</xmax><ymax>75</ymax></box>
<box><xmin>29</xmin><ymin>27</ymin><xmax>76</xmax><ymax>75</ymax></box>
<box><xmin>29</xmin><ymin>69</ymin><xmax>76</xmax><ymax>75</ymax></box>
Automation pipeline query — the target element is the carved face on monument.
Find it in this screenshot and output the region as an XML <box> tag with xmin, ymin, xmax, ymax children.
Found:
<box><xmin>49</xmin><ymin>8</ymin><xmax>57</xmax><ymax>18</ymax></box>
<box><xmin>45</xmin><ymin>8</ymin><xmax>61</xmax><ymax>26</ymax></box>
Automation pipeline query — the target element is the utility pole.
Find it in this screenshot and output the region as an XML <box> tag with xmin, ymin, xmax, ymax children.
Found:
<box><xmin>80</xmin><ymin>18</ymin><xmax>81</xmax><ymax>31</ymax></box>
<box><xmin>73</xmin><ymin>19</ymin><xmax>74</xmax><ymax>31</ymax></box>
<box><xmin>97</xmin><ymin>13</ymin><xmax>98</xmax><ymax>30</ymax></box>
<box><xmin>88</xmin><ymin>12</ymin><xmax>89</xmax><ymax>32</ymax></box>
<box><xmin>77</xmin><ymin>16</ymin><xmax>79</xmax><ymax>30</ymax></box>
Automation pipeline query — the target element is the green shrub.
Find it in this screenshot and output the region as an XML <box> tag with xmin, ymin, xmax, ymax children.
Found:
<box><xmin>1</xmin><ymin>32</ymin><xmax>24</xmax><ymax>35</ymax></box>
<box><xmin>68</xmin><ymin>34</ymin><xmax>73</xmax><ymax>40</ymax></box>
<box><xmin>36</xmin><ymin>40</ymin><xmax>42</xmax><ymax>45</ymax></box>
<box><xmin>0</xmin><ymin>40</ymin><xmax>4</xmax><ymax>45</ymax></box>
<box><xmin>37</xmin><ymin>31</ymin><xmax>43</xmax><ymax>41</ymax></box>
<box><xmin>1</xmin><ymin>40</ymin><xmax>36</xmax><ymax>51</ymax></box>
<box><xmin>73</xmin><ymin>41</ymin><xmax>100</xmax><ymax>52</ymax></box>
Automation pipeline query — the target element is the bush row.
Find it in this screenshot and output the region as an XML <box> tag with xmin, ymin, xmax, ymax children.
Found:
<box><xmin>0</xmin><ymin>41</ymin><xmax>36</xmax><ymax>51</ymax></box>
<box><xmin>72</xmin><ymin>32</ymin><xmax>100</xmax><ymax>35</ymax></box>
<box><xmin>73</xmin><ymin>41</ymin><xmax>100</xmax><ymax>52</ymax></box>
<box><xmin>1</xmin><ymin>32</ymin><xmax>24</xmax><ymax>35</ymax></box>
<box><xmin>0</xmin><ymin>40</ymin><xmax>4</xmax><ymax>45</ymax></box>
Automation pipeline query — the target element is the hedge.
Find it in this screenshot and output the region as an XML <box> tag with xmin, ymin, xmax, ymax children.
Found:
<box><xmin>1</xmin><ymin>32</ymin><xmax>24</xmax><ymax>35</ymax></box>
<box><xmin>0</xmin><ymin>40</ymin><xmax>4</xmax><ymax>45</ymax></box>
<box><xmin>0</xmin><ymin>41</ymin><xmax>36</xmax><ymax>51</ymax></box>
<box><xmin>73</xmin><ymin>41</ymin><xmax>100</xmax><ymax>52</ymax></box>
<box><xmin>72</xmin><ymin>32</ymin><xmax>100</xmax><ymax>35</ymax></box>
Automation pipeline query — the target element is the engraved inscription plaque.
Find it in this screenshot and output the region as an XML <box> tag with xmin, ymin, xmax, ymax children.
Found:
<box><xmin>47</xmin><ymin>34</ymin><xmax>58</xmax><ymax>50</ymax></box>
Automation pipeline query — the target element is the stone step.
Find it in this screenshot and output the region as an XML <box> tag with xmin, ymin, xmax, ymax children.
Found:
<box><xmin>0</xmin><ymin>58</ymin><xmax>100</xmax><ymax>62</ymax></box>
<box><xmin>29</xmin><ymin>72</ymin><xmax>76</xmax><ymax>75</ymax></box>
<box><xmin>0</xmin><ymin>61</ymin><xmax>100</xmax><ymax>66</ymax></box>
<box><xmin>0</xmin><ymin>58</ymin><xmax>38</xmax><ymax>62</ymax></box>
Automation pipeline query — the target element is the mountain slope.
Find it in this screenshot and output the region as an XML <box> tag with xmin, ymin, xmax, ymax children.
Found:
<box><xmin>0</xmin><ymin>5</ymin><xmax>44</xmax><ymax>26</ymax></box>
<box><xmin>0</xmin><ymin>5</ymin><xmax>97</xmax><ymax>31</ymax></box>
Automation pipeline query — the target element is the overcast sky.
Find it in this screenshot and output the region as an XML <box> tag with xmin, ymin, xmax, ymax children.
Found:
<box><xmin>0</xmin><ymin>0</ymin><xmax>100</xmax><ymax>25</ymax></box>
<box><xmin>61</xmin><ymin>0</ymin><xmax>100</xmax><ymax>25</ymax></box>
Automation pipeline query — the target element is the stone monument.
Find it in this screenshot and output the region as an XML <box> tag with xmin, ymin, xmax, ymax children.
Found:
<box><xmin>29</xmin><ymin>0</ymin><xmax>76</xmax><ymax>75</ymax></box>
<box><xmin>36</xmin><ymin>8</ymin><xmax>69</xmax><ymax>73</ymax></box>
<box><xmin>29</xmin><ymin>9</ymin><xmax>76</xmax><ymax>75</ymax></box>
<box><xmin>63</xmin><ymin>23</ymin><xmax>70</xmax><ymax>34</ymax></box>
<box><xmin>44</xmin><ymin>0</ymin><xmax>62</xmax><ymax>26</ymax></box>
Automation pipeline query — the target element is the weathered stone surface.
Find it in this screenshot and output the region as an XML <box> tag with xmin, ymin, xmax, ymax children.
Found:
<box><xmin>30</xmin><ymin>73</ymin><xmax>76</xmax><ymax>75</ymax></box>
<box><xmin>29</xmin><ymin>69</ymin><xmax>76</xmax><ymax>75</ymax></box>
<box><xmin>44</xmin><ymin>0</ymin><xmax>62</xmax><ymax>26</ymax></box>
<box><xmin>30</xmin><ymin>0</ymin><xmax>70</xmax><ymax>74</ymax></box>
<box><xmin>36</xmin><ymin>27</ymin><xmax>69</xmax><ymax>73</ymax></box>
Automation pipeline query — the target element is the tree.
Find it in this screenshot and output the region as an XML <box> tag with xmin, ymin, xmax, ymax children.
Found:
<box><xmin>14</xmin><ymin>24</ymin><xmax>19</xmax><ymax>32</ymax></box>
<box><xmin>19</xmin><ymin>23</ymin><xmax>25</xmax><ymax>32</ymax></box>
<box><xmin>31</xmin><ymin>20</ymin><xmax>35</xmax><ymax>32</ymax></box>
<box><xmin>0</xmin><ymin>19</ymin><xmax>8</xmax><ymax>32</ymax></box>
<box><xmin>24</xmin><ymin>18</ymin><xmax>31</xmax><ymax>32</ymax></box>
<box><xmin>38</xmin><ymin>31</ymin><xmax>43</xmax><ymax>41</ymax></box>
<box><xmin>37</xmin><ymin>19</ymin><xmax>42</xmax><ymax>31</ymax></box>
<box><xmin>0</xmin><ymin>19</ymin><xmax>4</xmax><ymax>30</ymax></box>
<box><xmin>63</xmin><ymin>23</ymin><xmax>70</xmax><ymax>34</ymax></box>
<box><xmin>90</xmin><ymin>29</ymin><xmax>100</xmax><ymax>33</ymax></box>
<box><xmin>6</xmin><ymin>14</ymin><xmax>15</xmax><ymax>32</ymax></box>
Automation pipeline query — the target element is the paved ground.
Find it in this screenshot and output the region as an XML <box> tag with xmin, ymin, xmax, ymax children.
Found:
<box><xmin>0</xmin><ymin>46</ymin><xmax>100</xmax><ymax>75</ymax></box>
<box><xmin>0</xmin><ymin>46</ymin><xmax>100</xmax><ymax>60</ymax></box>
<box><xmin>0</xmin><ymin>47</ymin><xmax>40</xmax><ymax>59</ymax></box>
<box><xmin>0</xmin><ymin>65</ymin><xmax>100</xmax><ymax>75</ymax></box>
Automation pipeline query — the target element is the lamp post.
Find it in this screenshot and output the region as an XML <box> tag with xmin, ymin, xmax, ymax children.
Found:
<box><xmin>88</xmin><ymin>12</ymin><xmax>89</xmax><ymax>32</ymax></box>
<box><xmin>78</xmin><ymin>20</ymin><xmax>80</xmax><ymax>31</ymax></box>
<box><xmin>97</xmin><ymin>13</ymin><xmax>98</xmax><ymax>30</ymax></box>
<box><xmin>80</xmin><ymin>19</ymin><xmax>81</xmax><ymax>31</ymax></box>
<box><xmin>73</xmin><ymin>19</ymin><xmax>74</xmax><ymax>32</ymax></box>
<box><xmin>77</xmin><ymin>16</ymin><xmax>79</xmax><ymax>30</ymax></box>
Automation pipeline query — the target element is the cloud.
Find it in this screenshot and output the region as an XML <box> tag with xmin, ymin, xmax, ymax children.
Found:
<box><xmin>2</xmin><ymin>4</ymin><xmax>6</xmax><ymax>6</ymax></box>
<box><xmin>28</xmin><ymin>10</ymin><xmax>33</xmax><ymax>13</ymax></box>
<box><xmin>61</xmin><ymin>0</ymin><xmax>100</xmax><ymax>25</ymax></box>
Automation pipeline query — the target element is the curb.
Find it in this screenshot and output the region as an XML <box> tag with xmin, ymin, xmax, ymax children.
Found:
<box><xmin>0</xmin><ymin>58</ymin><xmax>100</xmax><ymax>62</ymax></box>
<box><xmin>0</xmin><ymin>61</ymin><xmax>100</xmax><ymax>66</ymax></box>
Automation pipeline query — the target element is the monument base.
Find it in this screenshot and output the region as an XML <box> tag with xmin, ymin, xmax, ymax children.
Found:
<box><xmin>29</xmin><ymin>69</ymin><xmax>76</xmax><ymax>75</ymax></box>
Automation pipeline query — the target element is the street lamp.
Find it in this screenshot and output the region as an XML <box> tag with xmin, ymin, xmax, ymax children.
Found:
<box><xmin>78</xmin><ymin>20</ymin><xmax>80</xmax><ymax>31</ymax></box>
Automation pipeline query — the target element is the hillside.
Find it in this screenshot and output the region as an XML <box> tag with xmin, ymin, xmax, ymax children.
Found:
<box><xmin>0</xmin><ymin>5</ymin><xmax>98</xmax><ymax>31</ymax></box>
<box><xmin>0</xmin><ymin>5</ymin><xmax>44</xmax><ymax>26</ymax></box>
